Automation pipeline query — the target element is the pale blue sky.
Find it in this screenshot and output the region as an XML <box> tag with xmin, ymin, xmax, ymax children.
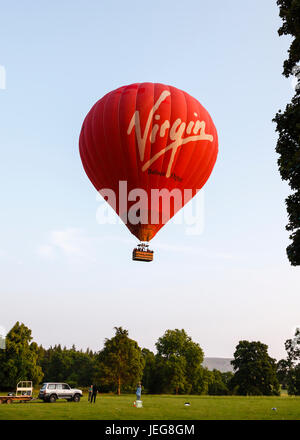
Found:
<box><xmin>0</xmin><ymin>0</ymin><xmax>298</xmax><ymax>360</ymax></box>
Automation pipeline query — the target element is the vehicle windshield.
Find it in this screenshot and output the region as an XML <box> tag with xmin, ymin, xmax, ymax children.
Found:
<box><xmin>40</xmin><ymin>384</ymin><xmax>47</xmax><ymax>390</ymax></box>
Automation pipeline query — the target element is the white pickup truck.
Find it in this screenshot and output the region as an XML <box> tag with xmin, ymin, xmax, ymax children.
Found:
<box><xmin>38</xmin><ymin>383</ymin><xmax>83</xmax><ymax>403</ymax></box>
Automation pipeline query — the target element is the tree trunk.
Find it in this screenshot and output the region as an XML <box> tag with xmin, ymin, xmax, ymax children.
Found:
<box><xmin>118</xmin><ymin>376</ymin><xmax>121</xmax><ymax>395</ymax></box>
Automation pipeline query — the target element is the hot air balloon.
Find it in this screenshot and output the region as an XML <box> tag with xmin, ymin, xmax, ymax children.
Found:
<box><xmin>79</xmin><ymin>83</ymin><xmax>218</xmax><ymax>261</ymax></box>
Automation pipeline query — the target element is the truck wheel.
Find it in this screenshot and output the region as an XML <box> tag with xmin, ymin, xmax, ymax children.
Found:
<box><xmin>73</xmin><ymin>394</ymin><xmax>80</xmax><ymax>402</ymax></box>
<box><xmin>49</xmin><ymin>395</ymin><xmax>57</xmax><ymax>403</ymax></box>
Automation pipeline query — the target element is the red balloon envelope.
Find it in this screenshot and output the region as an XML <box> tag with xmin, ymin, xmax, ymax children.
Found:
<box><xmin>79</xmin><ymin>83</ymin><xmax>218</xmax><ymax>242</ymax></box>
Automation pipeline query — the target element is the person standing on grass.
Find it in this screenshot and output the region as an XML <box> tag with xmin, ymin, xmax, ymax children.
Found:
<box><xmin>136</xmin><ymin>383</ymin><xmax>142</xmax><ymax>401</ymax></box>
<box><xmin>91</xmin><ymin>384</ymin><xmax>98</xmax><ymax>403</ymax></box>
<box><xmin>88</xmin><ymin>384</ymin><xmax>93</xmax><ymax>402</ymax></box>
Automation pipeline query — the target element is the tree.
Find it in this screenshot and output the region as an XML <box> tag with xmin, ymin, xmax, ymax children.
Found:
<box><xmin>207</xmin><ymin>369</ymin><xmax>230</xmax><ymax>395</ymax></box>
<box><xmin>276</xmin><ymin>0</ymin><xmax>300</xmax><ymax>77</ymax></box>
<box><xmin>0</xmin><ymin>322</ymin><xmax>43</xmax><ymax>389</ymax></box>
<box><xmin>285</xmin><ymin>327</ymin><xmax>300</xmax><ymax>364</ymax></box>
<box><xmin>70</xmin><ymin>350</ymin><xmax>96</xmax><ymax>387</ymax></box>
<box><xmin>141</xmin><ymin>348</ymin><xmax>156</xmax><ymax>393</ymax></box>
<box><xmin>276</xmin><ymin>359</ymin><xmax>290</xmax><ymax>389</ymax></box>
<box><xmin>280</xmin><ymin>327</ymin><xmax>300</xmax><ymax>394</ymax></box>
<box><xmin>289</xmin><ymin>365</ymin><xmax>300</xmax><ymax>395</ymax></box>
<box><xmin>37</xmin><ymin>344</ymin><xmax>97</xmax><ymax>386</ymax></box>
<box><xmin>190</xmin><ymin>367</ymin><xmax>212</xmax><ymax>395</ymax></box>
<box><xmin>231</xmin><ymin>340</ymin><xmax>280</xmax><ymax>396</ymax></box>
<box><xmin>45</xmin><ymin>346</ymin><xmax>72</xmax><ymax>383</ymax></box>
<box><xmin>155</xmin><ymin>329</ymin><xmax>204</xmax><ymax>394</ymax></box>
<box><xmin>273</xmin><ymin>0</ymin><xmax>300</xmax><ymax>265</ymax></box>
<box><xmin>96</xmin><ymin>327</ymin><xmax>144</xmax><ymax>395</ymax></box>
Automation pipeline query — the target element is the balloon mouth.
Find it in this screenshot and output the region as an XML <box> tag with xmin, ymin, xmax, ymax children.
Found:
<box><xmin>127</xmin><ymin>224</ymin><xmax>158</xmax><ymax>242</ymax></box>
<box><xmin>119</xmin><ymin>210</ymin><xmax>162</xmax><ymax>242</ymax></box>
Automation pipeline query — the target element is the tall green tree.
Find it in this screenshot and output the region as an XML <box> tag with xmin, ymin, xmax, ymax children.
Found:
<box><xmin>231</xmin><ymin>340</ymin><xmax>280</xmax><ymax>396</ymax></box>
<box><xmin>207</xmin><ymin>369</ymin><xmax>231</xmax><ymax>396</ymax></box>
<box><xmin>279</xmin><ymin>327</ymin><xmax>300</xmax><ymax>394</ymax></box>
<box><xmin>0</xmin><ymin>322</ymin><xmax>43</xmax><ymax>388</ymax></box>
<box><xmin>190</xmin><ymin>367</ymin><xmax>212</xmax><ymax>395</ymax></box>
<box><xmin>96</xmin><ymin>327</ymin><xmax>144</xmax><ymax>395</ymax></box>
<box><xmin>277</xmin><ymin>358</ymin><xmax>291</xmax><ymax>390</ymax></box>
<box><xmin>285</xmin><ymin>327</ymin><xmax>300</xmax><ymax>363</ymax></box>
<box><xmin>45</xmin><ymin>346</ymin><xmax>72</xmax><ymax>383</ymax></box>
<box><xmin>141</xmin><ymin>348</ymin><xmax>156</xmax><ymax>393</ymax></box>
<box><xmin>273</xmin><ymin>0</ymin><xmax>300</xmax><ymax>265</ymax></box>
<box><xmin>155</xmin><ymin>329</ymin><xmax>204</xmax><ymax>394</ymax></box>
<box><xmin>38</xmin><ymin>344</ymin><xmax>97</xmax><ymax>387</ymax></box>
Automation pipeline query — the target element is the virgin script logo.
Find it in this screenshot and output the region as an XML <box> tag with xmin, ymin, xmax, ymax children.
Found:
<box><xmin>127</xmin><ymin>90</ymin><xmax>214</xmax><ymax>178</ymax></box>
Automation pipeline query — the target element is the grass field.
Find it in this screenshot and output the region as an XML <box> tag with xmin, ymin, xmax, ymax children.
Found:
<box><xmin>1</xmin><ymin>393</ymin><xmax>300</xmax><ymax>420</ymax></box>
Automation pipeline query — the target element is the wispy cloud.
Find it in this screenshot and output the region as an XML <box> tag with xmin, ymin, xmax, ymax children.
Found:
<box><xmin>37</xmin><ymin>228</ymin><xmax>234</xmax><ymax>262</ymax></box>
<box><xmin>37</xmin><ymin>244</ymin><xmax>56</xmax><ymax>259</ymax></box>
<box><xmin>37</xmin><ymin>228</ymin><xmax>96</xmax><ymax>261</ymax></box>
<box><xmin>0</xmin><ymin>249</ymin><xmax>23</xmax><ymax>265</ymax></box>
<box><xmin>154</xmin><ymin>242</ymin><xmax>234</xmax><ymax>260</ymax></box>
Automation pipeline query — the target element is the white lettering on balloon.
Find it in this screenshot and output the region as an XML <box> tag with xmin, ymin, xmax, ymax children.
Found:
<box><xmin>127</xmin><ymin>90</ymin><xmax>214</xmax><ymax>178</ymax></box>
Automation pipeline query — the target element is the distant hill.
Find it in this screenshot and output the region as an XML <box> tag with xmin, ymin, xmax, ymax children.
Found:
<box><xmin>203</xmin><ymin>357</ymin><xmax>234</xmax><ymax>373</ymax></box>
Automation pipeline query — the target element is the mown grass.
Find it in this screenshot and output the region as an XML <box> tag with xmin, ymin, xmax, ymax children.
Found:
<box><xmin>1</xmin><ymin>393</ymin><xmax>300</xmax><ymax>420</ymax></box>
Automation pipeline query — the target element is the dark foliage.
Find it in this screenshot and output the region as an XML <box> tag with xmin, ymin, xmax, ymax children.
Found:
<box><xmin>274</xmin><ymin>0</ymin><xmax>300</xmax><ymax>265</ymax></box>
